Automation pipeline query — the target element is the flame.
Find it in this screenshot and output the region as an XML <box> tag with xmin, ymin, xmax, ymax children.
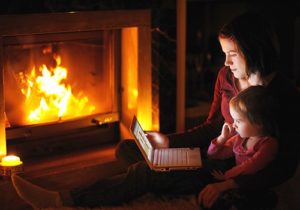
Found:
<box><xmin>19</xmin><ymin>55</ymin><xmax>95</xmax><ymax>124</ymax></box>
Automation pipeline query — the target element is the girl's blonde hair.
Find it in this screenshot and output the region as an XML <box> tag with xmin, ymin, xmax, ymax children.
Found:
<box><xmin>229</xmin><ymin>86</ymin><xmax>279</xmax><ymax>137</ymax></box>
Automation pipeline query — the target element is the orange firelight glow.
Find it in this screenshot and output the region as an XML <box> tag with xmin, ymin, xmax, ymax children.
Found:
<box><xmin>19</xmin><ymin>54</ymin><xmax>95</xmax><ymax>124</ymax></box>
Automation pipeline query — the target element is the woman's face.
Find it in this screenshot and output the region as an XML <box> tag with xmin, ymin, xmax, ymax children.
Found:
<box><xmin>219</xmin><ymin>37</ymin><xmax>248</xmax><ymax>80</ymax></box>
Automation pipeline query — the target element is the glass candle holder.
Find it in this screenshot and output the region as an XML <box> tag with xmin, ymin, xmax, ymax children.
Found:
<box><xmin>0</xmin><ymin>155</ymin><xmax>23</xmax><ymax>177</ymax></box>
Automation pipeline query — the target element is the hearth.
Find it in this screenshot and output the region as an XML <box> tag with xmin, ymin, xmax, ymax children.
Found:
<box><xmin>0</xmin><ymin>9</ymin><xmax>158</xmax><ymax>160</ymax></box>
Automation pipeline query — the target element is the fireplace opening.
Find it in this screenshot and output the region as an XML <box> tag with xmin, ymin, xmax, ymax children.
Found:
<box><xmin>4</xmin><ymin>30</ymin><xmax>119</xmax><ymax>128</ymax></box>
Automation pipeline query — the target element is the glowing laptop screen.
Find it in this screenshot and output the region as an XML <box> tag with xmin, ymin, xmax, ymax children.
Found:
<box><xmin>131</xmin><ymin>119</ymin><xmax>153</xmax><ymax>161</ymax></box>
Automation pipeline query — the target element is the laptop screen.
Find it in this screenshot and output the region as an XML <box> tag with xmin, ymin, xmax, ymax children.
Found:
<box><xmin>131</xmin><ymin>117</ymin><xmax>153</xmax><ymax>162</ymax></box>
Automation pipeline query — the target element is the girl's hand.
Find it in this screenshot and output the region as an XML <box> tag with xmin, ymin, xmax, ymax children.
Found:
<box><xmin>211</xmin><ymin>170</ymin><xmax>226</xmax><ymax>180</ymax></box>
<box><xmin>217</xmin><ymin>123</ymin><xmax>235</xmax><ymax>144</ymax></box>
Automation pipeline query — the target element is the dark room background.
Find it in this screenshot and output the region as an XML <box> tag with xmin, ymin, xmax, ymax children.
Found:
<box><xmin>1</xmin><ymin>0</ymin><xmax>300</xmax><ymax>133</ymax></box>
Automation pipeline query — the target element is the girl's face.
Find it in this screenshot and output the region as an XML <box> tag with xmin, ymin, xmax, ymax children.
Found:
<box><xmin>219</xmin><ymin>37</ymin><xmax>248</xmax><ymax>80</ymax></box>
<box><xmin>229</xmin><ymin>108</ymin><xmax>262</xmax><ymax>138</ymax></box>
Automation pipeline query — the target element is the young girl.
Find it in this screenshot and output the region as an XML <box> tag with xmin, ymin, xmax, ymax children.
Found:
<box><xmin>198</xmin><ymin>85</ymin><xmax>279</xmax><ymax>209</ymax></box>
<box><xmin>207</xmin><ymin>85</ymin><xmax>278</xmax><ymax>181</ymax></box>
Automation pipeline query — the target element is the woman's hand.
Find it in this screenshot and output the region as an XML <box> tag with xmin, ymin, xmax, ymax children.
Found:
<box><xmin>198</xmin><ymin>179</ymin><xmax>237</xmax><ymax>208</ymax></box>
<box><xmin>145</xmin><ymin>131</ymin><xmax>169</xmax><ymax>148</ymax></box>
<box><xmin>198</xmin><ymin>182</ymin><xmax>225</xmax><ymax>208</ymax></box>
<box><xmin>211</xmin><ymin>170</ymin><xmax>226</xmax><ymax>180</ymax></box>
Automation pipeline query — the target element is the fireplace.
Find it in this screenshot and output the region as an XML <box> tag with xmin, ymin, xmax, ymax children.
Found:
<box><xmin>0</xmin><ymin>10</ymin><xmax>158</xmax><ymax>160</ymax></box>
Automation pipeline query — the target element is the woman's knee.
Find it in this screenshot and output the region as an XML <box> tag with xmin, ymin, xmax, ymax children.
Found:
<box><xmin>115</xmin><ymin>139</ymin><xmax>136</xmax><ymax>158</ymax></box>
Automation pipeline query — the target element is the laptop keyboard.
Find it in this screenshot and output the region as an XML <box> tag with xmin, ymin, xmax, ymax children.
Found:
<box><xmin>153</xmin><ymin>148</ymin><xmax>189</xmax><ymax>166</ymax></box>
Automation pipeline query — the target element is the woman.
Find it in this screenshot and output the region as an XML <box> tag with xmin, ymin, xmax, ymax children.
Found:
<box><xmin>197</xmin><ymin>12</ymin><xmax>300</xmax><ymax>209</ymax></box>
<box><xmin>11</xmin><ymin>12</ymin><xmax>300</xmax><ymax>209</ymax></box>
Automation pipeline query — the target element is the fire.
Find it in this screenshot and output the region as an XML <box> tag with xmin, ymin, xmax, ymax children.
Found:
<box><xmin>19</xmin><ymin>55</ymin><xmax>95</xmax><ymax>124</ymax></box>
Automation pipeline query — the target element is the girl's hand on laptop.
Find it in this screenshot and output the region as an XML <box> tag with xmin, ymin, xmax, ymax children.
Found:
<box><xmin>145</xmin><ymin>131</ymin><xmax>170</xmax><ymax>148</ymax></box>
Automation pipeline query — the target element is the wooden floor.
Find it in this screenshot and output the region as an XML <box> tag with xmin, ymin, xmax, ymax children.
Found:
<box><xmin>1</xmin><ymin>143</ymin><xmax>299</xmax><ymax>210</ymax></box>
<box><xmin>0</xmin><ymin>143</ymin><xmax>125</xmax><ymax>210</ymax></box>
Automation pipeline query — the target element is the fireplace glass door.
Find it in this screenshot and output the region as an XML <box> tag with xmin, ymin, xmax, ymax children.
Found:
<box><xmin>4</xmin><ymin>30</ymin><xmax>119</xmax><ymax>129</ymax></box>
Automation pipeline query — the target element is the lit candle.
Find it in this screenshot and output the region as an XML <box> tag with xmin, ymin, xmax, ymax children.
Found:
<box><xmin>0</xmin><ymin>155</ymin><xmax>23</xmax><ymax>167</ymax></box>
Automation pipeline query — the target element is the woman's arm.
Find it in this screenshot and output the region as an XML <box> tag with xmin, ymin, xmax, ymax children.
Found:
<box><xmin>169</xmin><ymin>67</ymin><xmax>234</xmax><ymax>148</ymax></box>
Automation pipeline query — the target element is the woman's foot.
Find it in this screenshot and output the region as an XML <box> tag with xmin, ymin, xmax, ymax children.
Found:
<box><xmin>11</xmin><ymin>174</ymin><xmax>63</xmax><ymax>209</ymax></box>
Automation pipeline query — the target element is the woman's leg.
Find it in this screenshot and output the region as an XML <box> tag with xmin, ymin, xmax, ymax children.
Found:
<box><xmin>12</xmin><ymin>160</ymin><xmax>208</xmax><ymax>208</ymax></box>
<box><xmin>11</xmin><ymin>174</ymin><xmax>63</xmax><ymax>209</ymax></box>
<box><xmin>71</xmin><ymin>161</ymin><xmax>210</xmax><ymax>207</ymax></box>
<box><xmin>115</xmin><ymin>139</ymin><xmax>144</xmax><ymax>168</ymax></box>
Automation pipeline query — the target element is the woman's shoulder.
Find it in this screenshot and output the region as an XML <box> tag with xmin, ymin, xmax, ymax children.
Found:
<box><xmin>216</xmin><ymin>66</ymin><xmax>236</xmax><ymax>89</ymax></box>
<box><xmin>270</xmin><ymin>73</ymin><xmax>298</xmax><ymax>92</ymax></box>
<box><xmin>217</xmin><ymin>66</ymin><xmax>233</xmax><ymax>81</ymax></box>
<box><xmin>268</xmin><ymin>72</ymin><xmax>300</xmax><ymax>102</ymax></box>
<box><xmin>256</xmin><ymin>136</ymin><xmax>278</xmax><ymax>149</ymax></box>
<box><xmin>217</xmin><ymin>66</ymin><xmax>231</xmax><ymax>77</ymax></box>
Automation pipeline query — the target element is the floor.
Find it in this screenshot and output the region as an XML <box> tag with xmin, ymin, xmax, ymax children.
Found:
<box><xmin>2</xmin><ymin>143</ymin><xmax>300</xmax><ymax>210</ymax></box>
<box><xmin>43</xmin><ymin>194</ymin><xmax>199</xmax><ymax>210</ymax></box>
<box><xmin>44</xmin><ymin>165</ymin><xmax>300</xmax><ymax>210</ymax></box>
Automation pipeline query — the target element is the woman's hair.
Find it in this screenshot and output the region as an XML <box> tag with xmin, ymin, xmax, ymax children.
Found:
<box><xmin>219</xmin><ymin>12</ymin><xmax>280</xmax><ymax>77</ymax></box>
<box><xmin>229</xmin><ymin>86</ymin><xmax>279</xmax><ymax>137</ymax></box>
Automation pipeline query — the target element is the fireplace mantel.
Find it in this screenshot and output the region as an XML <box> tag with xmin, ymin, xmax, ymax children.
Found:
<box><xmin>0</xmin><ymin>10</ymin><xmax>151</xmax><ymax>35</ymax></box>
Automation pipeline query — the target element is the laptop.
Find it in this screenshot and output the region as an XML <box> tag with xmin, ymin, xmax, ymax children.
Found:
<box><xmin>130</xmin><ymin>116</ymin><xmax>202</xmax><ymax>171</ymax></box>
